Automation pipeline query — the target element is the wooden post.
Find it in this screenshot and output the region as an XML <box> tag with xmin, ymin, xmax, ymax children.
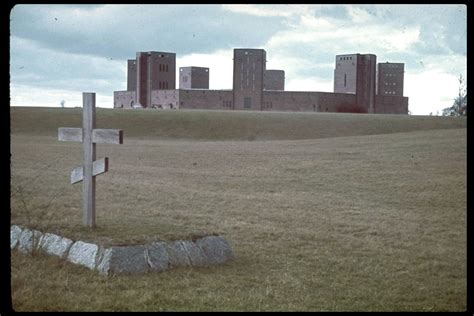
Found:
<box><xmin>58</xmin><ymin>92</ymin><xmax>123</xmax><ymax>228</ymax></box>
<box><xmin>82</xmin><ymin>93</ymin><xmax>96</xmax><ymax>227</ymax></box>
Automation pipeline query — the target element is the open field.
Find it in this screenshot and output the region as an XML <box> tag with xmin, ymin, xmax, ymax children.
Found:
<box><xmin>10</xmin><ymin>107</ymin><xmax>466</xmax><ymax>311</ymax></box>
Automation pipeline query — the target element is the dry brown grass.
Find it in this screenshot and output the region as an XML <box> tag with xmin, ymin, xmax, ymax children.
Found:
<box><xmin>10</xmin><ymin>108</ymin><xmax>466</xmax><ymax>311</ymax></box>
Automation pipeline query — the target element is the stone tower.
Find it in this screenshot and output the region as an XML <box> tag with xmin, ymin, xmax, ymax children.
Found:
<box><xmin>127</xmin><ymin>59</ymin><xmax>137</xmax><ymax>91</ymax></box>
<box><xmin>136</xmin><ymin>51</ymin><xmax>176</xmax><ymax>108</ymax></box>
<box><xmin>334</xmin><ymin>53</ymin><xmax>377</xmax><ymax>113</ymax></box>
<box><xmin>232</xmin><ymin>48</ymin><xmax>266</xmax><ymax>110</ymax></box>
<box><xmin>377</xmin><ymin>62</ymin><xmax>404</xmax><ymax>96</ymax></box>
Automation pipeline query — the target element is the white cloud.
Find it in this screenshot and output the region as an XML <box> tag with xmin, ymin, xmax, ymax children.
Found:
<box><xmin>405</xmin><ymin>70</ymin><xmax>460</xmax><ymax>115</ymax></box>
<box><xmin>266</xmin><ymin>13</ymin><xmax>420</xmax><ymax>54</ymax></box>
<box><xmin>176</xmin><ymin>49</ymin><xmax>234</xmax><ymax>90</ymax></box>
<box><xmin>415</xmin><ymin>54</ymin><xmax>467</xmax><ymax>76</ymax></box>
<box><xmin>374</xmin><ymin>27</ymin><xmax>421</xmax><ymax>52</ymax></box>
<box><xmin>345</xmin><ymin>5</ymin><xmax>373</xmax><ymax>23</ymax></box>
<box><xmin>10</xmin><ymin>83</ymin><xmax>113</xmax><ymax>108</ymax></box>
<box><xmin>266</xmin><ymin>54</ymin><xmax>316</xmax><ymax>74</ymax></box>
<box><xmin>285</xmin><ymin>77</ymin><xmax>333</xmax><ymax>92</ymax></box>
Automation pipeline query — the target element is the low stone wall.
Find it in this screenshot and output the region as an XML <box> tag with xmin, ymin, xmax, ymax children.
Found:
<box><xmin>10</xmin><ymin>225</ymin><xmax>234</xmax><ymax>276</ymax></box>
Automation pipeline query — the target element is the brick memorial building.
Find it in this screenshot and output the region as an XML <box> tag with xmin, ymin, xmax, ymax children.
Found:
<box><xmin>114</xmin><ymin>48</ymin><xmax>408</xmax><ymax>114</ymax></box>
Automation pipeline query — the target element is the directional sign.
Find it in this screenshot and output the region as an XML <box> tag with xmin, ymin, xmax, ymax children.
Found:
<box><xmin>58</xmin><ymin>92</ymin><xmax>123</xmax><ymax>228</ymax></box>
<box><xmin>58</xmin><ymin>128</ymin><xmax>123</xmax><ymax>144</ymax></box>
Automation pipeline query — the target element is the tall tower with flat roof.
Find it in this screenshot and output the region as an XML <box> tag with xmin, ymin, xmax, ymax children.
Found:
<box><xmin>136</xmin><ymin>51</ymin><xmax>176</xmax><ymax>108</ymax></box>
<box><xmin>377</xmin><ymin>62</ymin><xmax>404</xmax><ymax>96</ymax></box>
<box><xmin>127</xmin><ymin>59</ymin><xmax>137</xmax><ymax>91</ymax></box>
<box><xmin>334</xmin><ymin>53</ymin><xmax>376</xmax><ymax>113</ymax></box>
<box><xmin>232</xmin><ymin>48</ymin><xmax>266</xmax><ymax>110</ymax></box>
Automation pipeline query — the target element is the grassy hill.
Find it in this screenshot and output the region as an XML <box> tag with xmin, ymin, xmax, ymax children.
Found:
<box><xmin>10</xmin><ymin>107</ymin><xmax>466</xmax><ymax>140</ymax></box>
<box><xmin>10</xmin><ymin>107</ymin><xmax>466</xmax><ymax>311</ymax></box>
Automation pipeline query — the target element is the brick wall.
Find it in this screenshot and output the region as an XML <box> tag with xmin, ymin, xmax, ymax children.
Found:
<box><xmin>179</xmin><ymin>67</ymin><xmax>210</xmax><ymax>89</ymax></box>
<box><xmin>262</xmin><ymin>91</ymin><xmax>357</xmax><ymax>112</ymax></box>
<box><xmin>233</xmin><ymin>49</ymin><xmax>266</xmax><ymax>110</ymax></box>
<box><xmin>151</xmin><ymin>90</ymin><xmax>180</xmax><ymax>109</ymax></box>
<box><xmin>375</xmin><ymin>95</ymin><xmax>408</xmax><ymax>114</ymax></box>
<box><xmin>179</xmin><ymin>90</ymin><xmax>233</xmax><ymax>110</ymax></box>
<box><xmin>114</xmin><ymin>91</ymin><xmax>136</xmax><ymax>109</ymax></box>
<box><xmin>264</xmin><ymin>70</ymin><xmax>285</xmax><ymax>91</ymax></box>
<box><xmin>127</xmin><ymin>60</ymin><xmax>137</xmax><ymax>91</ymax></box>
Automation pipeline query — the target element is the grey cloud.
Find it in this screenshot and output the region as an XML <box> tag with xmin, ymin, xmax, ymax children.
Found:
<box><xmin>365</xmin><ymin>4</ymin><xmax>466</xmax><ymax>55</ymax></box>
<box><xmin>10</xmin><ymin>4</ymin><xmax>285</xmax><ymax>60</ymax></box>
<box><xmin>315</xmin><ymin>5</ymin><xmax>349</xmax><ymax>20</ymax></box>
<box><xmin>10</xmin><ymin>36</ymin><xmax>126</xmax><ymax>95</ymax></box>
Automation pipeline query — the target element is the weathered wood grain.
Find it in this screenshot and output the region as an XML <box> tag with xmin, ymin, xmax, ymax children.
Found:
<box><xmin>70</xmin><ymin>157</ymin><xmax>109</xmax><ymax>184</ymax></box>
<box><xmin>92</xmin><ymin>129</ymin><xmax>123</xmax><ymax>144</ymax></box>
<box><xmin>59</xmin><ymin>128</ymin><xmax>123</xmax><ymax>144</ymax></box>
<box><xmin>82</xmin><ymin>92</ymin><xmax>96</xmax><ymax>228</ymax></box>
<box><xmin>58</xmin><ymin>128</ymin><xmax>83</xmax><ymax>142</ymax></box>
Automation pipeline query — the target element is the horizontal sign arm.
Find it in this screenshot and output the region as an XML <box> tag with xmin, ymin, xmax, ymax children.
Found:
<box><xmin>58</xmin><ymin>127</ymin><xmax>83</xmax><ymax>142</ymax></box>
<box><xmin>71</xmin><ymin>157</ymin><xmax>109</xmax><ymax>184</ymax></box>
<box><xmin>58</xmin><ymin>128</ymin><xmax>123</xmax><ymax>144</ymax></box>
<box><xmin>92</xmin><ymin>129</ymin><xmax>123</xmax><ymax>144</ymax></box>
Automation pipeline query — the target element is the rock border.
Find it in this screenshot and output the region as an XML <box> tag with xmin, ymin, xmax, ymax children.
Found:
<box><xmin>10</xmin><ymin>225</ymin><xmax>234</xmax><ymax>276</ymax></box>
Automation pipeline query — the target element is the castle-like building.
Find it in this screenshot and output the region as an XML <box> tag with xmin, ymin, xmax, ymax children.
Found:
<box><xmin>114</xmin><ymin>48</ymin><xmax>408</xmax><ymax>114</ymax></box>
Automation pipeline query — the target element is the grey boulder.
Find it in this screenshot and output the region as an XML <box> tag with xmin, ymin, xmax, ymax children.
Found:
<box><xmin>38</xmin><ymin>233</ymin><xmax>74</xmax><ymax>259</ymax></box>
<box><xmin>67</xmin><ymin>241</ymin><xmax>99</xmax><ymax>270</ymax></box>
<box><xmin>196</xmin><ymin>235</ymin><xmax>234</xmax><ymax>265</ymax></box>
<box><xmin>10</xmin><ymin>225</ymin><xmax>23</xmax><ymax>249</ymax></box>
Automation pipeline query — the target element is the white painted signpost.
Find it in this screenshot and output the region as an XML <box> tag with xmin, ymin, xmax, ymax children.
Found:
<box><xmin>58</xmin><ymin>92</ymin><xmax>123</xmax><ymax>228</ymax></box>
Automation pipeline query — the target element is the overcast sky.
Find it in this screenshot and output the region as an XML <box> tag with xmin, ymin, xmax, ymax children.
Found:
<box><xmin>10</xmin><ymin>4</ymin><xmax>466</xmax><ymax>115</ymax></box>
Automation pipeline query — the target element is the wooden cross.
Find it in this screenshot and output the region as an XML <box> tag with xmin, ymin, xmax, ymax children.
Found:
<box><xmin>58</xmin><ymin>92</ymin><xmax>123</xmax><ymax>228</ymax></box>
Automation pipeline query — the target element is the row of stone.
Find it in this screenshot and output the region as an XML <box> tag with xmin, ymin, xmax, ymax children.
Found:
<box><xmin>10</xmin><ymin>225</ymin><xmax>234</xmax><ymax>276</ymax></box>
